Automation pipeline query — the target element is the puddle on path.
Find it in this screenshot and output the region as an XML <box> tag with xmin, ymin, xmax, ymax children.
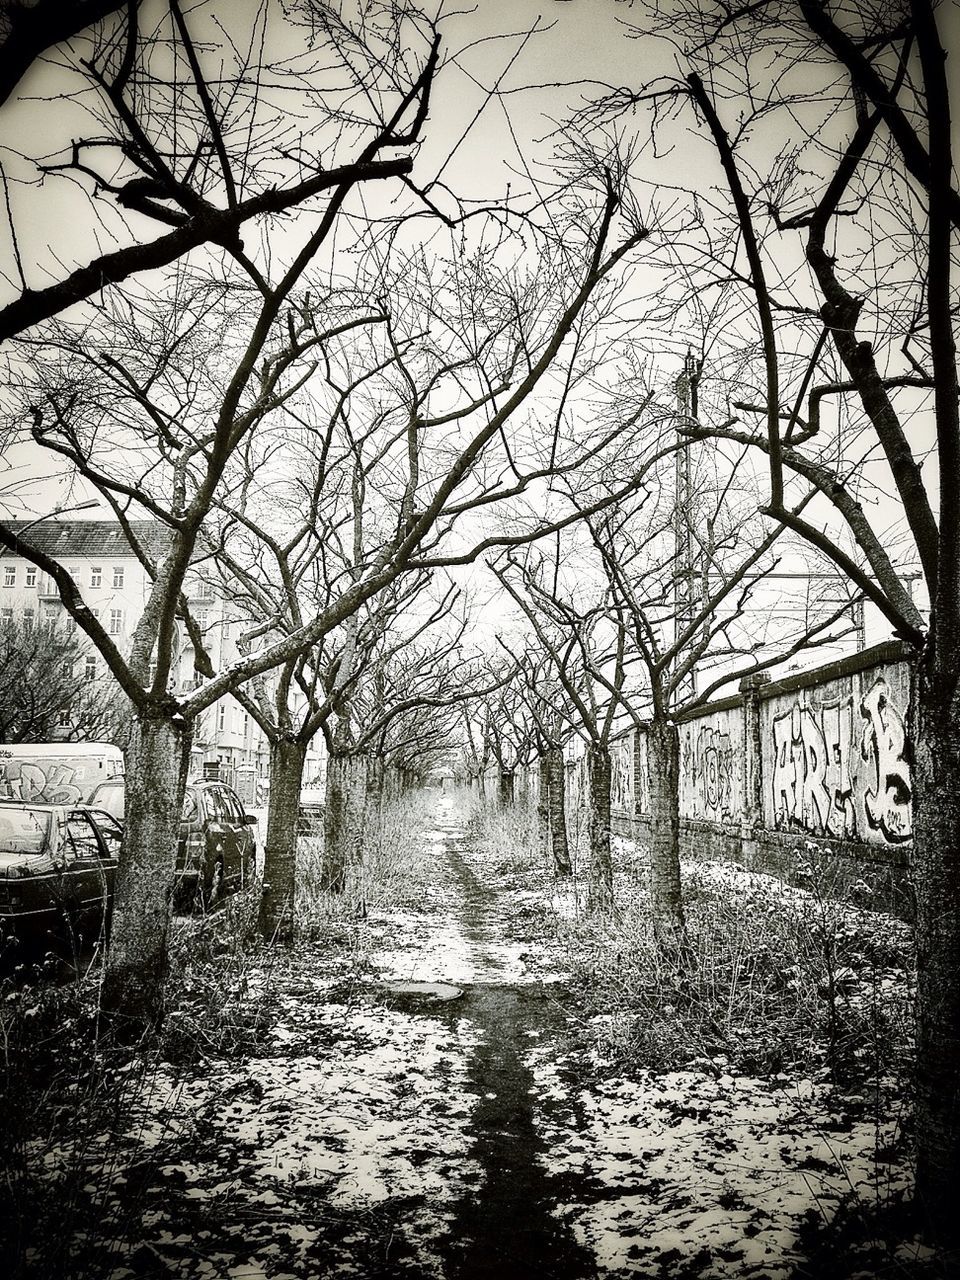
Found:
<box><xmin>381</xmin><ymin>980</ymin><xmax>465</xmax><ymax>1004</ymax></box>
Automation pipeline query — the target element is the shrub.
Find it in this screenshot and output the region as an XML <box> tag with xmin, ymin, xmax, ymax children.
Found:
<box><xmin>562</xmin><ymin>856</ymin><xmax>914</xmax><ymax>1085</ymax></box>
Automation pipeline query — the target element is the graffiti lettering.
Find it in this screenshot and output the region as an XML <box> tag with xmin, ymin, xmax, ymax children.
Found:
<box><xmin>860</xmin><ymin>678</ymin><xmax>911</xmax><ymax>843</ymax></box>
<box><xmin>697</xmin><ymin>726</ymin><xmax>734</xmax><ymax>819</ymax></box>
<box><xmin>0</xmin><ymin>761</ymin><xmax>83</xmax><ymax>805</ymax></box>
<box><xmin>771</xmin><ymin>700</ymin><xmax>856</xmax><ymax>839</ymax></box>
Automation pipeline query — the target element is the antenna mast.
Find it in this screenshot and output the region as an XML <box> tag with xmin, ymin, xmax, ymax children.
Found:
<box><xmin>673</xmin><ymin>349</ymin><xmax>701</xmax><ymax>700</ymax></box>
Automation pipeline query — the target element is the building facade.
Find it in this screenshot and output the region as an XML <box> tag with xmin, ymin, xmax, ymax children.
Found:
<box><xmin>0</xmin><ymin>520</ymin><xmax>324</xmax><ymax>801</ymax></box>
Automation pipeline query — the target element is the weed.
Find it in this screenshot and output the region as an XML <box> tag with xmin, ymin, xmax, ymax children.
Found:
<box><xmin>562</xmin><ymin>854</ymin><xmax>913</xmax><ymax>1087</ymax></box>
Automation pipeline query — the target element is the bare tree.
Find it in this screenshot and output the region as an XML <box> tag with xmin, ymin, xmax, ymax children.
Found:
<box><xmin>600</xmin><ymin>0</ymin><xmax>959</xmax><ymax>1242</ymax></box>
<box><xmin>0</xmin><ymin>2</ymin><xmax>436</xmax><ymax>341</ymax></box>
<box><xmin>319</xmin><ymin>618</ymin><xmax>507</xmax><ymax>900</ymax></box>
<box><xmin>479</xmin><ymin>677</ymin><xmax>540</xmax><ymax>807</ymax></box>
<box><xmin>0</xmin><ymin>17</ymin><xmax>446</xmax><ymax>1024</ymax></box>
<box><xmin>0</xmin><ymin>616</ymin><xmax>130</xmax><ymax>742</ymax></box>
<box><xmin>508</xmin><ymin>650</ymin><xmax>582</xmax><ymax>880</ymax></box>
<box><xmin>495</xmin><ymin>553</ymin><xmax>631</xmax><ymax>912</ymax></box>
<box><xmin>585</xmin><ymin>469</ymin><xmax>858</xmax><ymax>936</ymax></box>
<box><xmin>0</xmin><ymin>0</ymin><xmax>124</xmax><ymax>107</ymax></box>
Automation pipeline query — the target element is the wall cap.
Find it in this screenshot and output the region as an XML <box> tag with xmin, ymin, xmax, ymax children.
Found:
<box><xmin>675</xmin><ymin>639</ymin><xmax>914</xmax><ymax>724</ymax></box>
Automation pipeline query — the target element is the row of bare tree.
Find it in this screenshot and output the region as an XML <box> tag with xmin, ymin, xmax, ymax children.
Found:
<box><xmin>0</xmin><ymin>0</ymin><xmax>958</xmax><ymax>1252</ymax></box>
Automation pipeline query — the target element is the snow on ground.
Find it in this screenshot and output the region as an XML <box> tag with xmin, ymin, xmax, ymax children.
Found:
<box><xmin>110</xmin><ymin>972</ymin><xmax>485</xmax><ymax>1277</ymax></box>
<box><xmin>22</xmin><ymin>798</ymin><xmax>918</xmax><ymax>1277</ymax></box>
<box><xmin>531</xmin><ymin>1045</ymin><xmax>909</xmax><ymax>1278</ymax></box>
<box><xmin>364</xmin><ymin>803</ymin><xmax>568</xmax><ymax>987</ymax></box>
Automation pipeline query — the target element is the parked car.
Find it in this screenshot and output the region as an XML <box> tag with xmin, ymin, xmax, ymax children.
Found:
<box><xmin>0</xmin><ymin>801</ymin><xmax>122</xmax><ymax>962</ymax></box>
<box><xmin>87</xmin><ymin>777</ymin><xmax>257</xmax><ymax>911</ymax></box>
<box><xmin>178</xmin><ymin>781</ymin><xmax>258</xmax><ymax>909</ymax></box>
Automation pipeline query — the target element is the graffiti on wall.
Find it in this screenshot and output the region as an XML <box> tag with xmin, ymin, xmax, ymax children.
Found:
<box><xmin>677</xmin><ymin>714</ymin><xmax>741</xmax><ymax>823</ymax></box>
<box><xmin>770</xmin><ymin>676</ymin><xmax>911</xmax><ymax>844</ymax></box>
<box><xmin>695</xmin><ymin>725</ymin><xmax>736</xmax><ymax>821</ymax></box>
<box><xmin>860</xmin><ymin>678</ymin><xmax>911</xmax><ymax>843</ymax></box>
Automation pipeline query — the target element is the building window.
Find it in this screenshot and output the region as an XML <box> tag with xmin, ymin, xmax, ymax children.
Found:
<box><xmin>199</xmin><ymin>581</ymin><xmax>215</xmax><ymax>600</ymax></box>
<box><xmin>25</xmin><ymin>566</ymin><xmax>36</xmax><ymax>587</ymax></box>
<box><xmin>1</xmin><ymin>607</ymin><xmax>12</xmax><ymax>621</ymax></box>
<box><xmin>23</xmin><ymin>608</ymin><xmax>34</xmax><ymax>626</ymax></box>
<box><xmin>196</xmin><ymin>609</ymin><xmax>208</xmax><ymax>630</ymax></box>
<box><xmin>112</xmin><ymin>566</ymin><xmax>124</xmax><ymax>589</ymax></box>
<box><xmin>57</xmin><ymin>708</ymin><xmax>71</xmax><ymax>727</ymax></box>
<box><xmin>62</xmin><ymin>659</ymin><xmax>73</xmax><ymax>678</ymax></box>
<box><xmin>90</xmin><ymin>566</ymin><xmax>102</xmax><ymax>588</ymax></box>
<box><xmin>217</xmin><ymin>703</ymin><xmax>226</xmax><ymax>733</ymax></box>
<box><xmin>109</xmin><ymin>609</ymin><xmax>123</xmax><ymax>635</ymax></box>
<box><xmin>84</xmin><ymin>656</ymin><xmax>96</xmax><ymax>681</ymax></box>
<box><xmin>3</xmin><ymin>566</ymin><xmax>14</xmax><ymax>587</ymax></box>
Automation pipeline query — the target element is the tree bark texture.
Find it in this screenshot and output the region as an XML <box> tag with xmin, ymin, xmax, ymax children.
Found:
<box><xmin>646</xmin><ymin>717</ymin><xmax>686</xmax><ymax>938</ymax></box>
<box><xmin>587</xmin><ymin>743</ymin><xmax>614</xmax><ymax>913</ymax></box>
<box><xmin>499</xmin><ymin>770</ymin><xmax>515</xmax><ymax>806</ymax></box>
<box><xmin>537</xmin><ymin>754</ymin><xmax>552</xmax><ymax>865</ymax></box>
<box><xmin>321</xmin><ymin>752</ymin><xmax>368</xmax><ymax>894</ymax></box>
<box><xmin>101</xmin><ymin>714</ymin><xmax>187</xmax><ymax>1028</ymax></box>
<box><xmin>258</xmin><ymin>737</ymin><xmax>307</xmax><ymax>944</ymax></box>
<box><xmin>912</xmin><ymin>656</ymin><xmax>960</xmax><ymax>1247</ymax></box>
<box><xmin>547</xmin><ymin>747</ymin><xmax>571</xmax><ymax>877</ymax></box>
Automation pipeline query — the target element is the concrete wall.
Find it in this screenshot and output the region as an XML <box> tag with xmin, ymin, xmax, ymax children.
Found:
<box><xmin>760</xmin><ymin>659</ymin><xmax>912</xmax><ymax>848</ymax></box>
<box><xmin>622</xmin><ymin>642</ymin><xmax>913</xmax><ymax>910</ymax></box>
<box><xmin>488</xmin><ymin>643</ymin><xmax>914</xmax><ymax>911</ymax></box>
<box><xmin>679</xmin><ymin>703</ymin><xmax>745</xmax><ymax>827</ymax></box>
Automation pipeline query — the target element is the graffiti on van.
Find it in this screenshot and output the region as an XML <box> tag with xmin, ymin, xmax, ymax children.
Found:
<box><xmin>0</xmin><ymin>760</ymin><xmax>85</xmax><ymax>804</ymax></box>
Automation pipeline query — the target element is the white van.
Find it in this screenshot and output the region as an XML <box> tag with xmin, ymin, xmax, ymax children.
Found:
<box><xmin>0</xmin><ymin>743</ymin><xmax>124</xmax><ymax>806</ymax></box>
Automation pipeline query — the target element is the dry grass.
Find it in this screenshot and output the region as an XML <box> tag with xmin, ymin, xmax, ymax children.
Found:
<box><xmin>296</xmin><ymin>789</ymin><xmax>437</xmax><ymax>931</ymax></box>
<box><xmin>557</xmin><ymin>849</ymin><xmax>914</xmax><ymax>1088</ymax></box>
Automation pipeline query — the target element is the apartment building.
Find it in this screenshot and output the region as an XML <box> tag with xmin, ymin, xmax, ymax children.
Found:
<box><xmin>0</xmin><ymin>520</ymin><xmax>324</xmax><ymax>799</ymax></box>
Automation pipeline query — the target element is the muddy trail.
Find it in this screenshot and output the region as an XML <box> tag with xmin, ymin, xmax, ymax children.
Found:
<box><xmin>426</xmin><ymin>827</ymin><xmax>598</xmax><ymax>1280</ymax></box>
<box><xmin>75</xmin><ymin>796</ymin><xmax>611</xmax><ymax>1280</ymax></box>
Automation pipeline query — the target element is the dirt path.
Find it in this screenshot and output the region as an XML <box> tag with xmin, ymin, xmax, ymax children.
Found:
<box><xmin>430</xmin><ymin>815</ymin><xmax>597</xmax><ymax>1279</ymax></box>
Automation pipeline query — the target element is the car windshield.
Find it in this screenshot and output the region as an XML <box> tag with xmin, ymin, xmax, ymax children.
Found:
<box><xmin>0</xmin><ymin>807</ymin><xmax>50</xmax><ymax>855</ymax></box>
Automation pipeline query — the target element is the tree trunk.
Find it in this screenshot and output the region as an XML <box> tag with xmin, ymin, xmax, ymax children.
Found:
<box><xmin>646</xmin><ymin>716</ymin><xmax>685</xmax><ymax>937</ymax></box>
<box><xmin>912</xmin><ymin>655</ymin><xmax>960</xmax><ymax>1246</ymax></box>
<box><xmin>366</xmin><ymin>753</ymin><xmax>385</xmax><ymax>816</ymax></box>
<box><xmin>547</xmin><ymin>746</ymin><xmax>571</xmax><ymax>876</ymax></box>
<box><xmin>499</xmin><ymin>769</ymin><xmax>515</xmax><ymax>805</ymax></box>
<box><xmin>321</xmin><ymin>751</ymin><xmax>368</xmax><ymax>894</ymax></box>
<box><xmin>321</xmin><ymin>749</ymin><xmax>350</xmax><ymax>894</ymax></box>
<box><xmin>258</xmin><ymin>737</ymin><xmax>306</xmax><ymax>944</ymax></box>
<box><xmin>587</xmin><ymin>742</ymin><xmax>614</xmax><ymax>912</ymax></box>
<box><xmin>537</xmin><ymin>754</ymin><xmax>551</xmax><ymax>864</ymax></box>
<box><xmin>101</xmin><ymin>713</ymin><xmax>187</xmax><ymax>1028</ymax></box>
